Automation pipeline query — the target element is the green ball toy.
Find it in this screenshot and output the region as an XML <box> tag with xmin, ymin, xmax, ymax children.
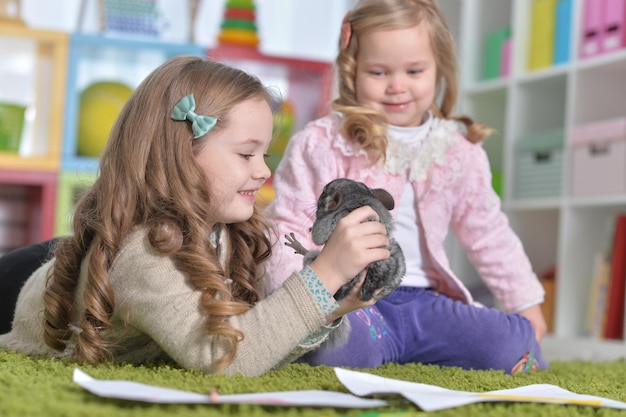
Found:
<box><xmin>77</xmin><ymin>81</ymin><xmax>133</xmax><ymax>157</ymax></box>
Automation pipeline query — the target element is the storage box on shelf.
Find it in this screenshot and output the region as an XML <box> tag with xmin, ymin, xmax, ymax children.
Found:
<box><xmin>555</xmin><ymin>0</ymin><xmax>574</xmax><ymax>64</ymax></box>
<box><xmin>600</xmin><ymin>0</ymin><xmax>626</xmax><ymax>53</ymax></box>
<box><xmin>0</xmin><ymin>25</ymin><xmax>68</xmax><ymax>246</ymax></box>
<box><xmin>55</xmin><ymin>34</ymin><xmax>205</xmax><ymax>236</ymax></box>
<box><xmin>506</xmin><ymin>77</ymin><xmax>567</xmax><ymax>201</ymax></box>
<box><xmin>570</xmin><ymin>117</ymin><xmax>626</xmax><ymax>197</ymax></box>
<box><xmin>513</xmin><ymin>129</ymin><xmax>564</xmax><ymax>200</ymax></box>
<box><xmin>528</xmin><ymin>0</ymin><xmax>558</xmax><ymax>70</ymax></box>
<box><xmin>207</xmin><ymin>44</ymin><xmax>334</xmax><ymax>200</ymax></box>
<box><xmin>581</xmin><ymin>0</ymin><xmax>604</xmax><ymax>58</ymax></box>
<box><xmin>581</xmin><ymin>0</ymin><xmax>626</xmax><ymax>58</ymax></box>
<box><xmin>440</xmin><ymin>0</ymin><xmax>626</xmax><ymax>360</ymax></box>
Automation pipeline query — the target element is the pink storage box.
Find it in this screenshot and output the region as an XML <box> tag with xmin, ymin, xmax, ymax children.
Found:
<box><xmin>581</xmin><ymin>0</ymin><xmax>605</xmax><ymax>58</ymax></box>
<box><xmin>603</xmin><ymin>0</ymin><xmax>626</xmax><ymax>52</ymax></box>
<box><xmin>570</xmin><ymin>117</ymin><xmax>626</xmax><ymax>196</ymax></box>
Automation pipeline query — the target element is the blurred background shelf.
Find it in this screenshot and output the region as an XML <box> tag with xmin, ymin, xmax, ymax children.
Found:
<box><xmin>0</xmin><ymin>25</ymin><xmax>68</xmax><ymax>251</ymax></box>
<box><xmin>440</xmin><ymin>0</ymin><xmax>626</xmax><ymax>360</ymax></box>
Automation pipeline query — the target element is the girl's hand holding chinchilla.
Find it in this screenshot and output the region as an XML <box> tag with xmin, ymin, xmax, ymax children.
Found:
<box><xmin>324</xmin><ymin>270</ymin><xmax>383</xmax><ymax>325</ymax></box>
<box><xmin>308</xmin><ymin>205</ymin><xmax>390</xmax><ymax>300</ymax></box>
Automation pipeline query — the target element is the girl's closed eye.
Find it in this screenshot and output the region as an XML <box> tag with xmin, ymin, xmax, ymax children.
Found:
<box><xmin>239</xmin><ymin>153</ymin><xmax>271</xmax><ymax>161</ymax></box>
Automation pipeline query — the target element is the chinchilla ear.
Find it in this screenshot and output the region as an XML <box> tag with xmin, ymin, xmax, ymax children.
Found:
<box><xmin>324</xmin><ymin>188</ymin><xmax>343</xmax><ymax>211</ymax></box>
<box><xmin>371</xmin><ymin>189</ymin><xmax>394</xmax><ymax>210</ymax></box>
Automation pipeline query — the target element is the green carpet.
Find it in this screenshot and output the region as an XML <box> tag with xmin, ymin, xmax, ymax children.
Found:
<box><xmin>1</xmin><ymin>349</ymin><xmax>624</xmax><ymax>417</ymax></box>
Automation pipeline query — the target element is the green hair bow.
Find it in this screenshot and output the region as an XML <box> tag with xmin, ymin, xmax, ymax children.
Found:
<box><xmin>171</xmin><ymin>94</ymin><xmax>217</xmax><ymax>139</ymax></box>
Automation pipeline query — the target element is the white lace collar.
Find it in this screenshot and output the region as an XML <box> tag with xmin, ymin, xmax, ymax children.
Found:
<box><xmin>385</xmin><ymin>116</ymin><xmax>460</xmax><ymax>182</ymax></box>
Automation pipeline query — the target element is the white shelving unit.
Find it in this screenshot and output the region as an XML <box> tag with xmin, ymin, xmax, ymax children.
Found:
<box><xmin>439</xmin><ymin>0</ymin><xmax>626</xmax><ymax>361</ymax></box>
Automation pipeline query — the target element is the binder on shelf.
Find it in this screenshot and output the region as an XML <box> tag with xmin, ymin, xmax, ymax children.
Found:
<box><xmin>603</xmin><ymin>213</ymin><xmax>626</xmax><ymax>340</ymax></box>
<box><xmin>500</xmin><ymin>38</ymin><xmax>512</xmax><ymax>77</ymax></box>
<box><xmin>483</xmin><ymin>27</ymin><xmax>510</xmax><ymax>80</ymax></box>
<box><xmin>602</xmin><ymin>0</ymin><xmax>626</xmax><ymax>53</ymax></box>
<box><xmin>586</xmin><ymin>252</ymin><xmax>611</xmax><ymax>338</ymax></box>
<box><xmin>580</xmin><ymin>0</ymin><xmax>605</xmax><ymax>58</ymax></box>
<box><xmin>554</xmin><ymin>0</ymin><xmax>573</xmax><ymax>64</ymax></box>
<box><xmin>528</xmin><ymin>0</ymin><xmax>556</xmax><ymax>71</ymax></box>
<box><xmin>539</xmin><ymin>265</ymin><xmax>557</xmax><ymax>334</ymax></box>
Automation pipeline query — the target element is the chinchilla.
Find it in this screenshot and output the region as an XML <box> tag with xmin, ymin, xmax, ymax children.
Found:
<box><xmin>284</xmin><ymin>178</ymin><xmax>406</xmax><ymax>349</ymax></box>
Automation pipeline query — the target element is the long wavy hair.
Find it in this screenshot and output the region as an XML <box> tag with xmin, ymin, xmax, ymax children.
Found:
<box><xmin>43</xmin><ymin>56</ymin><xmax>274</xmax><ymax>372</ymax></box>
<box><xmin>333</xmin><ymin>0</ymin><xmax>493</xmax><ymax>161</ymax></box>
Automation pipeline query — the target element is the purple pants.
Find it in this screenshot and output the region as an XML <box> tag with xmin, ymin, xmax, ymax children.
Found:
<box><xmin>298</xmin><ymin>287</ymin><xmax>548</xmax><ymax>374</ymax></box>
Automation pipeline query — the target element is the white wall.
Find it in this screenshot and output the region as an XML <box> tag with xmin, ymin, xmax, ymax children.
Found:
<box><xmin>20</xmin><ymin>0</ymin><xmax>352</xmax><ymax>61</ymax></box>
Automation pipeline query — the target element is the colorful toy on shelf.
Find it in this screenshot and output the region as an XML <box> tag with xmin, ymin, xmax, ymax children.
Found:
<box><xmin>0</xmin><ymin>102</ymin><xmax>26</xmax><ymax>153</ymax></box>
<box><xmin>267</xmin><ymin>99</ymin><xmax>295</xmax><ymax>173</ymax></box>
<box><xmin>217</xmin><ymin>0</ymin><xmax>260</xmax><ymax>48</ymax></box>
<box><xmin>99</xmin><ymin>0</ymin><xmax>161</xmax><ymax>36</ymax></box>
<box><xmin>77</xmin><ymin>81</ymin><xmax>133</xmax><ymax>158</ymax></box>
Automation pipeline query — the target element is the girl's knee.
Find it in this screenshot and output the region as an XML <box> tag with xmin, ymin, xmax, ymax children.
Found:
<box><xmin>457</xmin><ymin>313</ymin><xmax>547</xmax><ymax>373</ymax></box>
<box><xmin>470</xmin><ymin>327</ymin><xmax>547</xmax><ymax>373</ymax></box>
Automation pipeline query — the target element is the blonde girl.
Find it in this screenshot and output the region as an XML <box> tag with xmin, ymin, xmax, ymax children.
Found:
<box><xmin>266</xmin><ymin>0</ymin><xmax>548</xmax><ymax>374</ymax></box>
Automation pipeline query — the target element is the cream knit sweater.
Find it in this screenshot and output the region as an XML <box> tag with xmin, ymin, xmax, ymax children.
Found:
<box><xmin>0</xmin><ymin>228</ymin><xmax>329</xmax><ymax>376</ymax></box>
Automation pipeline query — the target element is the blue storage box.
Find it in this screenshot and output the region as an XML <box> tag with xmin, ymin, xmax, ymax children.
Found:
<box><xmin>554</xmin><ymin>0</ymin><xmax>573</xmax><ymax>64</ymax></box>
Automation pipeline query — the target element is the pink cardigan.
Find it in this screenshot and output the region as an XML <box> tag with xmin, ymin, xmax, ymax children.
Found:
<box><xmin>265</xmin><ymin>114</ymin><xmax>544</xmax><ymax>313</ymax></box>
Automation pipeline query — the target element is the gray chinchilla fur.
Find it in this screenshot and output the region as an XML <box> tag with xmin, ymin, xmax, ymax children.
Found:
<box><xmin>285</xmin><ymin>178</ymin><xmax>406</xmax><ymax>349</ymax></box>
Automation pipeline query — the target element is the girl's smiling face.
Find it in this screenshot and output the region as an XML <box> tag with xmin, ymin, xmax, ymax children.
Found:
<box><xmin>195</xmin><ymin>97</ymin><xmax>273</xmax><ymax>224</ymax></box>
<box><xmin>355</xmin><ymin>22</ymin><xmax>437</xmax><ymax>127</ymax></box>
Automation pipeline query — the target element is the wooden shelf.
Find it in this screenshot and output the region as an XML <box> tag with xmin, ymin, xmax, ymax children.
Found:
<box><xmin>0</xmin><ymin>26</ymin><xmax>68</xmax><ymax>244</ymax></box>
<box><xmin>0</xmin><ymin>26</ymin><xmax>68</xmax><ymax>172</ymax></box>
